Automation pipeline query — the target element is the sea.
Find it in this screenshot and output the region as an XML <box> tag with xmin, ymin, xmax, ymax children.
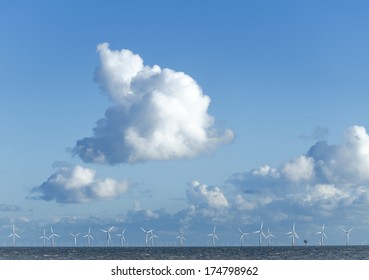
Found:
<box><xmin>1</xmin><ymin>246</ymin><xmax>369</xmax><ymax>260</ymax></box>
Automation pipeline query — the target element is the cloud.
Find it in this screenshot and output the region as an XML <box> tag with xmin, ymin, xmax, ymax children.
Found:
<box><xmin>186</xmin><ymin>180</ymin><xmax>229</xmax><ymax>209</ymax></box>
<box><xmin>307</xmin><ymin>125</ymin><xmax>369</xmax><ymax>185</ymax></box>
<box><xmin>0</xmin><ymin>204</ymin><xmax>22</xmax><ymax>212</ymax></box>
<box><xmin>73</xmin><ymin>43</ymin><xmax>234</xmax><ymax>164</ymax></box>
<box><xmin>229</xmin><ymin>125</ymin><xmax>369</xmax><ymax>221</ymax></box>
<box><xmin>281</xmin><ymin>155</ymin><xmax>315</xmax><ymax>183</ymax></box>
<box><xmin>30</xmin><ymin>164</ymin><xmax>129</xmax><ymax>203</ymax></box>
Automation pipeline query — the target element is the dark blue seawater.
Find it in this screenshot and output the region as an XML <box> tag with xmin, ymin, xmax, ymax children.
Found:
<box><xmin>1</xmin><ymin>246</ymin><xmax>369</xmax><ymax>260</ymax></box>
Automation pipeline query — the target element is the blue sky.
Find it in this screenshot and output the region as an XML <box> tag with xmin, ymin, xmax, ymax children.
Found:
<box><xmin>1</xmin><ymin>0</ymin><xmax>369</xmax><ymax>246</ymax></box>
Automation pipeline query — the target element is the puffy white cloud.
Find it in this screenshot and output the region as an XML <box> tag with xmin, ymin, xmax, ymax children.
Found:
<box><xmin>95</xmin><ymin>43</ymin><xmax>144</xmax><ymax>105</ymax></box>
<box><xmin>30</xmin><ymin>164</ymin><xmax>129</xmax><ymax>203</ymax></box>
<box><xmin>73</xmin><ymin>43</ymin><xmax>234</xmax><ymax>164</ymax></box>
<box><xmin>281</xmin><ymin>155</ymin><xmax>315</xmax><ymax>183</ymax></box>
<box><xmin>186</xmin><ymin>180</ymin><xmax>229</xmax><ymax>209</ymax></box>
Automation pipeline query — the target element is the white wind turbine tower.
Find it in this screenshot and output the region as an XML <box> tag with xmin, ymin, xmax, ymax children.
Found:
<box><xmin>40</xmin><ymin>229</ymin><xmax>48</xmax><ymax>246</ymax></box>
<box><xmin>341</xmin><ymin>227</ymin><xmax>353</xmax><ymax>246</ymax></box>
<box><xmin>49</xmin><ymin>226</ymin><xmax>60</xmax><ymax>247</ymax></box>
<box><xmin>208</xmin><ymin>226</ymin><xmax>219</xmax><ymax>246</ymax></box>
<box><xmin>149</xmin><ymin>230</ymin><xmax>159</xmax><ymax>246</ymax></box>
<box><xmin>101</xmin><ymin>226</ymin><xmax>114</xmax><ymax>247</ymax></box>
<box><xmin>83</xmin><ymin>227</ymin><xmax>94</xmax><ymax>247</ymax></box>
<box><xmin>8</xmin><ymin>225</ymin><xmax>20</xmax><ymax>246</ymax></box>
<box><xmin>254</xmin><ymin>222</ymin><xmax>266</xmax><ymax>246</ymax></box>
<box><xmin>286</xmin><ymin>222</ymin><xmax>299</xmax><ymax>246</ymax></box>
<box><xmin>265</xmin><ymin>227</ymin><xmax>275</xmax><ymax>246</ymax></box>
<box><xmin>70</xmin><ymin>232</ymin><xmax>80</xmax><ymax>247</ymax></box>
<box><xmin>238</xmin><ymin>228</ymin><xmax>250</xmax><ymax>246</ymax></box>
<box><xmin>140</xmin><ymin>227</ymin><xmax>153</xmax><ymax>246</ymax></box>
<box><xmin>316</xmin><ymin>224</ymin><xmax>327</xmax><ymax>246</ymax></box>
<box><xmin>176</xmin><ymin>229</ymin><xmax>185</xmax><ymax>247</ymax></box>
<box><xmin>116</xmin><ymin>228</ymin><xmax>126</xmax><ymax>247</ymax></box>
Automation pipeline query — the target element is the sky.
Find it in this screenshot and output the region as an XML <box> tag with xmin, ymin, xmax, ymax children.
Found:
<box><xmin>1</xmin><ymin>0</ymin><xmax>369</xmax><ymax>247</ymax></box>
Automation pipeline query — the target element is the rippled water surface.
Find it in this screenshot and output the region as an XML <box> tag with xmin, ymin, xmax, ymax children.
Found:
<box><xmin>0</xmin><ymin>246</ymin><xmax>368</xmax><ymax>260</ymax></box>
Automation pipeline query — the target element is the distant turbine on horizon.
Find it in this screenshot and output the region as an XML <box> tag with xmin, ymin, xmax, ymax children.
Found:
<box><xmin>70</xmin><ymin>232</ymin><xmax>80</xmax><ymax>247</ymax></box>
<box><xmin>254</xmin><ymin>222</ymin><xmax>265</xmax><ymax>246</ymax></box>
<box><xmin>149</xmin><ymin>230</ymin><xmax>159</xmax><ymax>246</ymax></box>
<box><xmin>176</xmin><ymin>229</ymin><xmax>185</xmax><ymax>247</ymax></box>
<box><xmin>49</xmin><ymin>226</ymin><xmax>60</xmax><ymax>247</ymax></box>
<box><xmin>40</xmin><ymin>229</ymin><xmax>48</xmax><ymax>246</ymax></box>
<box><xmin>286</xmin><ymin>222</ymin><xmax>299</xmax><ymax>246</ymax></box>
<box><xmin>208</xmin><ymin>226</ymin><xmax>218</xmax><ymax>246</ymax></box>
<box><xmin>238</xmin><ymin>228</ymin><xmax>250</xmax><ymax>246</ymax></box>
<box><xmin>316</xmin><ymin>224</ymin><xmax>327</xmax><ymax>246</ymax></box>
<box><xmin>8</xmin><ymin>225</ymin><xmax>20</xmax><ymax>246</ymax></box>
<box><xmin>83</xmin><ymin>227</ymin><xmax>94</xmax><ymax>247</ymax></box>
<box><xmin>116</xmin><ymin>228</ymin><xmax>126</xmax><ymax>247</ymax></box>
<box><xmin>341</xmin><ymin>227</ymin><xmax>353</xmax><ymax>246</ymax></box>
<box><xmin>265</xmin><ymin>227</ymin><xmax>275</xmax><ymax>246</ymax></box>
<box><xmin>101</xmin><ymin>226</ymin><xmax>114</xmax><ymax>247</ymax></box>
<box><xmin>140</xmin><ymin>227</ymin><xmax>153</xmax><ymax>246</ymax></box>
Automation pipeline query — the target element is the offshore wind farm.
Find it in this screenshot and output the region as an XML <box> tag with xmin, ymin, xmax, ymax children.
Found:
<box><xmin>0</xmin><ymin>223</ymin><xmax>364</xmax><ymax>248</ymax></box>
<box><xmin>1</xmin><ymin>222</ymin><xmax>369</xmax><ymax>260</ymax></box>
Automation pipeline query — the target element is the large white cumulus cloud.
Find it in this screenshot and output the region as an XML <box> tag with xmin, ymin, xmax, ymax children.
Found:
<box><xmin>30</xmin><ymin>164</ymin><xmax>129</xmax><ymax>203</ymax></box>
<box><xmin>73</xmin><ymin>43</ymin><xmax>234</xmax><ymax>164</ymax></box>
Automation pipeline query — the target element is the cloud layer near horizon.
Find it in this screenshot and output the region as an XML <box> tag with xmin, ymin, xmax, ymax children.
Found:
<box><xmin>230</xmin><ymin>125</ymin><xmax>369</xmax><ymax>221</ymax></box>
<box><xmin>30</xmin><ymin>164</ymin><xmax>129</xmax><ymax>203</ymax></box>
<box><xmin>73</xmin><ymin>43</ymin><xmax>234</xmax><ymax>164</ymax></box>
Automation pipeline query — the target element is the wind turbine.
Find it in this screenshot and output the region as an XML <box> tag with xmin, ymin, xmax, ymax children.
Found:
<box><xmin>83</xmin><ymin>227</ymin><xmax>94</xmax><ymax>247</ymax></box>
<box><xmin>49</xmin><ymin>226</ymin><xmax>60</xmax><ymax>247</ymax></box>
<box><xmin>8</xmin><ymin>225</ymin><xmax>20</xmax><ymax>246</ymax></box>
<box><xmin>101</xmin><ymin>226</ymin><xmax>114</xmax><ymax>247</ymax></box>
<box><xmin>265</xmin><ymin>227</ymin><xmax>275</xmax><ymax>246</ymax></box>
<box><xmin>116</xmin><ymin>228</ymin><xmax>126</xmax><ymax>247</ymax></box>
<box><xmin>341</xmin><ymin>227</ymin><xmax>353</xmax><ymax>246</ymax></box>
<box><xmin>40</xmin><ymin>229</ymin><xmax>48</xmax><ymax>246</ymax></box>
<box><xmin>208</xmin><ymin>226</ymin><xmax>218</xmax><ymax>246</ymax></box>
<box><xmin>149</xmin><ymin>230</ymin><xmax>159</xmax><ymax>246</ymax></box>
<box><xmin>70</xmin><ymin>232</ymin><xmax>80</xmax><ymax>247</ymax></box>
<box><xmin>238</xmin><ymin>228</ymin><xmax>250</xmax><ymax>246</ymax></box>
<box><xmin>286</xmin><ymin>222</ymin><xmax>299</xmax><ymax>246</ymax></box>
<box><xmin>254</xmin><ymin>222</ymin><xmax>265</xmax><ymax>246</ymax></box>
<box><xmin>316</xmin><ymin>224</ymin><xmax>327</xmax><ymax>246</ymax></box>
<box><xmin>140</xmin><ymin>227</ymin><xmax>153</xmax><ymax>246</ymax></box>
<box><xmin>176</xmin><ymin>229</ymin><xmax>185</xmax><ymax>247</ymax></box>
